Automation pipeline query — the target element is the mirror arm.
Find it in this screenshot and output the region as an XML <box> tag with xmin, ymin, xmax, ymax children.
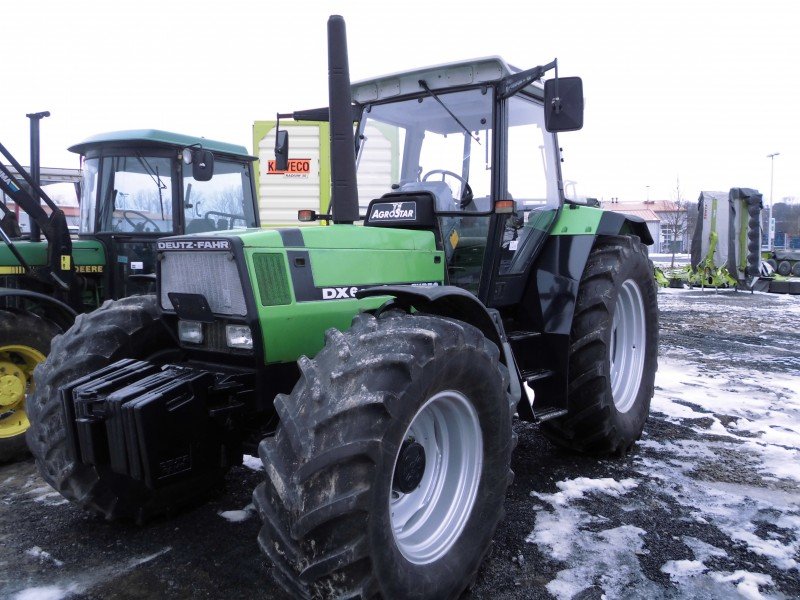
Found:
<box><xmin>274</xmin><ymin>112</ymin><xmax>294</xmax><ymax>154</ymax></box>
<box><xmin>274</xmin><ymin>112</ymin><xmax>293</xmax><ymax>172</ymax></box>
<box><xmin>551</xmin><ymin>61</ymin><xmax>562</xmax><ymax>115</ymax></box>
<box><xmin>498</xmin><ymin>58</ymin><xmax>557</xmax><ymax>99</ymax></box>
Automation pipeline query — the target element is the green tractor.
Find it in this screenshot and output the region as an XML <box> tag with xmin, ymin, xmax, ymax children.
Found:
<box><xmin>28</xmin><ymin>16</ymin><xmax>658</xmax><ymax>599</ymax></box>
<box><xmin>0</xmin><ymin>128</ymin><xmax>259</xmax><ymax>461</ymax></box>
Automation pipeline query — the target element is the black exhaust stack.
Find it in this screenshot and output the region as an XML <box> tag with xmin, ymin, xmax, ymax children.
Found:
<box><xmin>327</xmin><ymin>15</ymin><xmax>359</xmax><ymax>224</ymax></box>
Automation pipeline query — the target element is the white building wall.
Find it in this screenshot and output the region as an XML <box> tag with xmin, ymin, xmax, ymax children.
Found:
<box><xmin>257</xmin><ymin>124</ymin><xmax>322</xmax><ymax>225</ymax></box>
<box><xmin>255</xmin><ymin>123</ymin><xmax>395</xmax><ymax>224</ymax></box>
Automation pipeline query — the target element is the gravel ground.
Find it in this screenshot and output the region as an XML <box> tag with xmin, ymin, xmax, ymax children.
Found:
<box><xmin>1</xmin><ymin>287</ymin><xmax>798</xmax><ymax>599</ymax></box>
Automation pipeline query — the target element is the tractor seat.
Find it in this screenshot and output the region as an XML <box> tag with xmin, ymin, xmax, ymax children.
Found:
<box><xmin>398</xmin><ymin>181</ymin><xmax>456</xmax><ymax>211</ymax></box>
<box><xmin>185</xmin><ymin>217</ymin><xmax>216</xmax><ymax>234</ymax></box>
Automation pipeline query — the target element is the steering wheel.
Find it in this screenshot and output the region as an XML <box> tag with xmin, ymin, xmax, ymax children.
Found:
<box><xmin>421</xmin><ymin>169</ymin><xmax>474</xmax><ymax>209</ymax></box>
<box><xmin>122</xmin><ymin>210</ymin><xmax>161</xmax><ymax>232</ymax></box>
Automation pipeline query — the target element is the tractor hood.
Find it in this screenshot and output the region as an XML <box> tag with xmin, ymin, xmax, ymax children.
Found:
<box><xmin>156</xmin><ymin>225</ymin><xmax>444</xmax><ymax>363</ymax></box>
<box><xmin>174</xmin><ymin>225</ymin><xmax>438</xmax><ymax>252</ymax></box>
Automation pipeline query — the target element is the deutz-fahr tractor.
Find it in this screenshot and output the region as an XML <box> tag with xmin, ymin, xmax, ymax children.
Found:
<box><xmin>0</xmin><ymin>128</ymin><xmax>259</xmax><ymax>461</ymax></box>
<box><xmin>28</xmin><ymin>15</ymin><xmax>658</xmax><ymax>599</ymax></box>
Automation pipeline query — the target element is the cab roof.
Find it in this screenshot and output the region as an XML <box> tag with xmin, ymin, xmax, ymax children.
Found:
<box><xmin>68</xmin><ymin>129</ymin><xmax>255</xmax><ymax>159</ymax></box>
<box><xmin>351</xmin><ymin>56</ymin><xmax>543</xmax><ymax>104</ymax></box>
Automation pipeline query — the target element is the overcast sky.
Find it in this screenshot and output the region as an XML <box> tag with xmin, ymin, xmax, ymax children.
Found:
<box><xmin>3</xmin><ymin>0</ymin><xmax>798</xmax><ymax>205</ymax></box>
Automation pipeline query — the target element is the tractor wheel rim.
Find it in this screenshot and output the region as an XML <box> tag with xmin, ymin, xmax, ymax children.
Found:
<box><xmin>609</xmin><ymin>279</ymin><xmax>646</xmax><ymax>413</ymax></box>
<box><xmin>0</xmin><ymin>345</ymin><xmax>46</xmax><ymax>439</ymax></box>
<box><xmin>389</xmin><ymin>389</ymin><xmax>483</xmax><ymax>565</ymax></box>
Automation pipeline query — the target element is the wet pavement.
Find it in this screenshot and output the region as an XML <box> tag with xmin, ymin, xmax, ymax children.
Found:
<box><xmin>2</xmin><ymin>287</ymin><xmax>799</xmax><ymax>599</ymax></box>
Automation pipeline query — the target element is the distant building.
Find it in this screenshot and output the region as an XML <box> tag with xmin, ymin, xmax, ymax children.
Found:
<box><xmin>604</xmin><ymin>200</ymin><xmax>689</xmax><ymax>254</ymax></box>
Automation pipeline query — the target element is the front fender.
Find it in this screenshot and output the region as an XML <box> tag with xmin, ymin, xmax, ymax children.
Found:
<box><xmin>355</xmin><ymin>285</ymin><xmax>503</xmax><ymax>353</ymax></box>
<box><xmin>356</xmin><ymin>284</ymin><xmax>522</xmax><ymax>406</ymax></box>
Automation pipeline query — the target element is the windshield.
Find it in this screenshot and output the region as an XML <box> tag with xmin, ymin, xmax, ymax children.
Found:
<box><xmin>183</xmin><ymin>159</ymin><xmax>257</xmax><ymax>233</ymax></box>
<box><xmin>82</xmin><ymin>155</ymin><xmax>175</xmax><ymax>234</ymax></box>
<box><xmin>79</xmin><ymin>154</ymin><xmax>257</xmax><ymax>235</ymax></box>
<box><xmin>357</xmin><ymin>88</ymin><xmax>494</xmax><ymax>213</ymax></box>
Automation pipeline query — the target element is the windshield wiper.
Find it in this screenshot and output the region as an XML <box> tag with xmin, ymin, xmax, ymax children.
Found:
<box><xmin>136</xmin><ymin>153</ymin><xmax>167</xmax><ymax>221</ymax></box>
<box><xmin>418</xmin><ymin>80</ymin><xmax>481</xmax><ymax>145</ymax></box>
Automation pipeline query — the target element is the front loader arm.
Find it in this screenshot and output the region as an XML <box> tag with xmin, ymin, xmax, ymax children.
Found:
<box><xmin>0</xmin><ymin>141</ymin><xmax>75</xmax><ymax>292</ymax></box>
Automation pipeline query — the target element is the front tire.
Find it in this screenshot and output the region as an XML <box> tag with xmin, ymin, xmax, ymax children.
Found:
<box><xmin>26</xmin><ymin>295</ymin><xmax>209</xmax><ymax>522</ymax></box>
<box><xmin>544</xmin><ymin>235</ymin><xmax>658</xmax><ymax>455</ymax></box>
<box><xmin>253</xmin><ymin>311</ymin><xmax>512</xmax><ymax>599</ymax></box>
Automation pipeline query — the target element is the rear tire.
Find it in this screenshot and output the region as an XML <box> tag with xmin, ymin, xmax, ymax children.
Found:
<box><xmin>253</xmin><ymin>311</ymin><xmax>512</xmax><ymax>599</ymax></box>
<box><xmin>543</xmin><ymin>235</ymin><xmax>658</xmax><ymax>455</ymax></box>
<box><xmin>0</xmin><ymin>311</ymin><xmax>60</xmax><ymax>463</ymax></box>
<box><xmin>26</xmin><ymin>295</ymin><xmax>212</xmax><ymax>522</ymax></box>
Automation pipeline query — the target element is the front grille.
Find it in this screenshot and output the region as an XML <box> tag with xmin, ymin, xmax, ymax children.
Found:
<box><xmin>160</xmin><ymin>251</ymin><xmax>247</xmax><ymax>316</ymax></box>
<box><xmin>253</xmin><ymin>253</ymin><xmax>292</xmax><ymax>306</ymax></box>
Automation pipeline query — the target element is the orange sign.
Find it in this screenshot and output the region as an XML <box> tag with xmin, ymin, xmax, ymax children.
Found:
<box><xmin>266</xmin><ymin>158</ymin><xmax>312</xmax><ymax>175</ymax></box>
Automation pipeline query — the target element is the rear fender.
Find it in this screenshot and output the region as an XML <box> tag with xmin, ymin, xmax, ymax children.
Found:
<box><xmin>597</xmin><ymin>211</ymin><xmax>654</xmax><ymax>245</ymax></box>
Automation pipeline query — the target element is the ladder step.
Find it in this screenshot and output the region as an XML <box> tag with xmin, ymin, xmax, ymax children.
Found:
<box><xmin>533</xmin><ymin>407</ymin><xmax>568</xmax><ymax>423</ymax></box>
<box><xmin>521</xmin><ymin>368</ymin><xmax>555</xmax><ymax>383</ymax></box>
<box><xmin>507</xmin><ymin>330</ymin><xmax>542</xmax><ymax>342</ymax></box>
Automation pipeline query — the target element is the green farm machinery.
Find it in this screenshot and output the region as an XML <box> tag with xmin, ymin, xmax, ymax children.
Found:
<box><xmin>658</xmin><ymin>188</ymin><xmax>800</xmax><ymax>294</ymax></box>
<box><xmin>0</xmin><ymin>127</ymin><xmax>259</xmax><ymax>461</ymax></box>
<box><xmin>28</xmin><ymin>16</ymin><xmax>658</xmax><ymax>599</ymax></box>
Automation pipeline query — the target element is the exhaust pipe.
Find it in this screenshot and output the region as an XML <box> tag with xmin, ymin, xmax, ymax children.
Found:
<box><xmin>327</xmin><ymin>15</ymin><xmax>359</xmax><ymax>224</ymax></box>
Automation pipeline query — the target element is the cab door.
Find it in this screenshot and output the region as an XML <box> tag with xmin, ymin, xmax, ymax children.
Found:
<box><xmin>94</xmin><ymin>153</ymin><xmax>179</xmax><ymax>299</ymax></box>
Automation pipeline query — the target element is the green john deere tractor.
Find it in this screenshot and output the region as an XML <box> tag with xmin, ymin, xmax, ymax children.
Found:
<box><xmin>28</xmin><ymin>15</ymin><xmax>658</xmax><ymax>599</ymax></box>
<box><xmin>0</xmin><ymin>128</ymin><xmax>259</xmax><ymax>461</ymax></box>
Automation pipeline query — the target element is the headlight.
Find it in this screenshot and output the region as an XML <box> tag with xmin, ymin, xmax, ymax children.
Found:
<box><xmin>226</xmin><ymin>324</ymin><xmax>253</xmax><ymax>349</ymax></box>
<box><xmin>178</xmin><ymin>320</ymin><xmax>203</xmax><ymax>344</ymax></box>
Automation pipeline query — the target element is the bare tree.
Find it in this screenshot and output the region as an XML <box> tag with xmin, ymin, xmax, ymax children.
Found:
<box><xmin>662</xmin><ymin>178</ymin><xmax>693</xmax><ymax>268</ymax></box>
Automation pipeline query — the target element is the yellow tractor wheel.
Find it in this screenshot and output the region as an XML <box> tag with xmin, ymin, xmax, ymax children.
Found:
<box><xmin>0</xmin><ymin>311</ymin><xmax>60</xmax><ymax>463</ymax></box>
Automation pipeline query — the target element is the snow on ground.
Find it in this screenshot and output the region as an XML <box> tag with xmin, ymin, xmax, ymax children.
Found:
<box><xmin>241</xmin><ymin>454</ymin><xmax>264</xmax><ymax>471</ymax></box>
<box><xmin>25</xmin><ymin>547</ymin><xmax>64</xmax><ymax>568</ymax></box>
<box><xmin>12</xmin><ymin>548</ymin><xmax>171</xmax><ymax>600</ymax></box>
<box><xmin>646</xmin><ymin>355</ymin><xmax>800</xmax><ymax>575</ymax></box>
<box><xmin>218</xmin><ymin>503</ymin><xmax>255</xmax><ymax>523</ymax></box>
<box><xmin>13</xmin><ymin>584</ymin><xmax>80</xmax><ymax>600</ymax></box>
<box><xmin>525</xmin><ymin>289</ymin><xmax>800</xmax><ymax>599</ymax></box>
<box><xmin>527</xmin><ymin>480</ymin><xmax>662</xmax><ymax>599</ymax></box>
<box><xmin>2</xmin><ymin>475</ymin><xmax>70</xmax><ymax>507</ymax></box>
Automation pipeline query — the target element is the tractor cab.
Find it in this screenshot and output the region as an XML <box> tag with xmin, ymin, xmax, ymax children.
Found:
<box><xmin>70</xmin><ymin>130</ymin><xmax>259</xmax><ymax>299</ymax></box>
<box><xmin>291</xmin><ymin>56</ymin><xmax>583</xmax><ymax>306</ymax></box>
<box><xmin>353</xmin><ymin>61</ymin><xmax>564</xmax><ymax>299</ymax></box>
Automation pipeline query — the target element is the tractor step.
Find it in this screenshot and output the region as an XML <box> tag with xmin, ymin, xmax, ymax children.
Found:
<box><xmin>507</xmin><ymin>330</ymin><xmax>542</xmax><ymax>342</ymax></box>
<box><xmin>533</xmin><ymin>407</ymin><xmax>568</xmax><ymax>423</ymax></box>
<box><xmin>521</xmin><ymin>368</ymin><xmax>555</xmax><ymax>383</ymax></box>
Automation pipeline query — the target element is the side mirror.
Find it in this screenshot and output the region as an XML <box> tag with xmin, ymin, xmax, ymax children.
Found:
<box><xmin>192</xmin><ymin>149</ymin><xmax>215</xmax><ymax>181</ymax></box>
<box><xmin>275</xmin><ymin>129</ymin><xmax>289</xmax><ymax>172</ymax></box>
<box><xmin>544</xmin><ymin>77</ymin><xmax>584</xmax><ymax>132</ymax></box>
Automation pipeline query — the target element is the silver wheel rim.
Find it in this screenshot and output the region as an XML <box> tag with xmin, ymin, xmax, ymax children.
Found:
<box><xmin>390</xmin><ymin>390</ymin><xmax>483</xmax><ymax>565</ymax></box>
<box><xmin>609</xmin><ymin>279</ymin><xmax>647</xmax><ymax>413</ymax></box>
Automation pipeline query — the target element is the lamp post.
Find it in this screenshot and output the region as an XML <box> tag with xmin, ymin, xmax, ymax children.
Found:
<box><xmin>767</xmin><ymin>152</ymin><xmax>780</xmax><ymax>249</ymax></box>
